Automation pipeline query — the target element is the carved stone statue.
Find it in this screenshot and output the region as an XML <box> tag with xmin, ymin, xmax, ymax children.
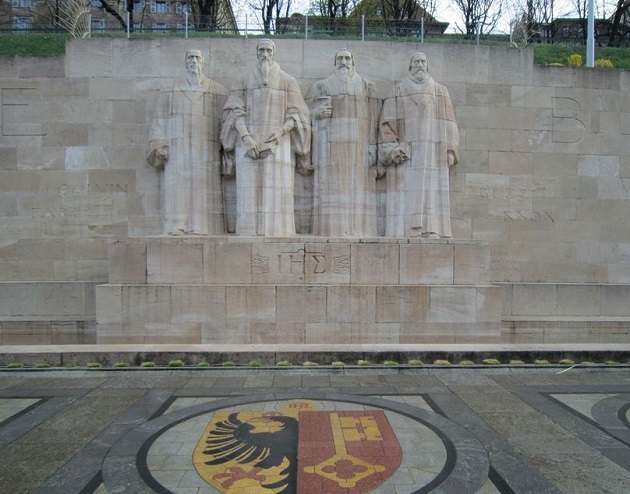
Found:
<box><xmin>306</xmin><ymin>49</ymin><xmax>380</xmax><ymax>237</ymax></box>
<box><xmin>221</xmin><ymin>39</ymin><xmax>311</xmax><ymax>237</ymax></box>
<box><xmin>148</xmin><ymin>49</ymin><xmax>228</xmax><ymax>235</ymax></box>
<box><xmin>379</xmin><ymin>52</ymin><xmax>459</xmax><ymax>238</ymax></box>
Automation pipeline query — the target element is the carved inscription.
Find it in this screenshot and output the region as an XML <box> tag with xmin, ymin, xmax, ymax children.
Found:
<box><xmin>250</xmin><ymin>249</ymin><xmax>351</xmax><ymax>277</ymax></box>
<box><xmin>551</xmin><ymin>97</ymin><xmax>586</xmax><ymax>144</ymax></box>
<box><xmin>503</xmin><ymin>211</ymin><xmax>555</xmax><ymax>222</ymax></box>
<box><xmin>1</xmin><ymin>88</ymin><xmax>46</xmax><ymax>136</ymax></box>
<box><xmin>58</xmin><ymin>184</ymin><xmax>129</xmax><ymax>195</ymax></box>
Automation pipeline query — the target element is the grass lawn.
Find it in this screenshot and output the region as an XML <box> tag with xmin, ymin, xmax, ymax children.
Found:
<box><xmin>1</xmin><ymin>33</ymin><xmax>629</xmax><ymax>68</ymax></box>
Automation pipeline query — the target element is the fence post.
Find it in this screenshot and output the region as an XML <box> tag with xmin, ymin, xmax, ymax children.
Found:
<box><xmin>185</xmin><ymin>11</ymin><xmax>188</xmax><ymax>38</ymax></box>
<box><xmin>476</xmin><ymin>27</ymin><xmax>480</xmax><ymax>46</ymax></box>
<box><xmin>126</xmin><ymin>11</ymin><xmax>130</xmax><ymax>39</ymax></box>
<box><xmin>421</xmin><ymin>17</ymin><xmax>424</xmax><ymax>43</ymax></box>
<box><xmin>362</xmin><ymin>15</ymin><xmax>365</xmax><ymax>41</ymax></box>
<box><xmin>305</xmin><ymin>14</ymin><xmax>308</xmax><ymax>40</ymax></box>
<box><xmin>245</xmin><ymin>14</ymin><xmax>248</xmax><ymax>39</ymax></box>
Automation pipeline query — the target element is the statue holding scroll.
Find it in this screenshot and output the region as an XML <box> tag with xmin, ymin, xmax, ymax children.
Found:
<box><xmin>306</xmin><ymin>49</ymin><xmax>380</xmax><ymax>237</ymax></box>
<box><xmin>221</xmin><ymin>39</ymin><xmax>311</xmax><ymax>237</ymax></box>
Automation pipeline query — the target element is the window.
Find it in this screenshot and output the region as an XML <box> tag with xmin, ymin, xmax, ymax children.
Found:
<box><xmin>91</xmin><ymin>18</ymin><xmax>105</xmax><ymax>31</ymax></box>
<box><xmin>12</xmin><ymin>0</ymin><xmax>34</xmax><ymax>8</ymax></box>
<box><xmin>151</xmin><ymin>1</ymin><xmax>170</xmax><ymax>14</ymax></box>
<box><xmin>90</xmin><ymin>0</ymin><xmax>103</xmax><ymax>8</ymax></box>
<box><xmin>13</xmin><ymin>16</ymin><xmax>32</xmax><ymax>31</ymax></box>
<box><xmin>133</xmin><ymin>1</ymin><xmax>144</xmax><ymax>13</ymax></box>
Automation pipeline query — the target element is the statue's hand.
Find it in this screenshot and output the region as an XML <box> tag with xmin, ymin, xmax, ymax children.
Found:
<box><xmin>314</xmin><ymin>106</ymin><xmax>332</xmax><ymax>119</ymax></box>
<box><xmin>148</xmin><ymin>145</ymin><xmax>168</xmax><ymax>170</ymax></box>
<box><xmin>265</xmin><ymin>130</ymin><xmax>283</xmax><ymax>145</ymax></box>
<box><xmin>390</xmin><ymin>147</ymin><xmax>409</xmax><ymax>166</ymax></box>
<box><xmin>447</xmin><ymin>150</ymin><xmax>457</xmax><ymax>168</ymax></box>
<box><xmin>243</xmin><ymin>135</ymin><xmax>260</xmax><ymax>160</ymax></box>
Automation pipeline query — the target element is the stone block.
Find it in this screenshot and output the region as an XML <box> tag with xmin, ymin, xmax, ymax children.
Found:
<box><xmin>454</xmin><ymin>243</ymin><xmax>490</xmax><ymax>284</ymax></box>
<box><xmin>429</xmin><ymin>287</ymin><xmax>477</xmax><ymax>323</ymax></box>
<box><xmin>326</xmin><ymin>286</ymin><xmax>376</xmax><ymax>323</ymax></box>
<box><xmin>277</xmin><ymin>286</ymin><xmax>326</xmax><ymax>323</ymax></box>
<box><xmin>109</xmin><ymin>241</ymin><xmax>146</xmax><ymax>284</ymax></box>
<box><xmin>96</xmin><ymin>285</ymin><xmax>122</xmax><ymax>324</ymax></box>
<box><xmin>203</xmin><ymin>241</ymin><xmax>252</xmax><ymax>284</ymax></box>
<box><xmin>170</xmin><ymin>285</ymin><xmax>226</xmax><ymax>322</ymax></box>
<box><xmin>202</xmin><ymin>322</ymin><xmax>249</xmax><ymax>344</ymax></box>
<box><xmin>400</xmin><ymin>243</ymin><xmax>453</xmax><ymax>284</ymax></box>
<box><xmin>601</xmin><ymin>285</ymin><xmax>630</xmax><ymax>316</ymax></box>
<box><xmin>352</xmin><ymin>323</ymin><xmax>400</xmax><ymax>344</ymax></box>
<box><xmin>351</xmin><ymin>243</ymin><xmax>399</xmax><ymax>285</ymax></box>
<box><xmin>305</xmin><ymin>323</ymin><xmax>353</xmax><ymax>344</ymax></box>
<box><xmin>376</xmin><ymin>286</ymin><xmax>429</xmax><ymax>322</ymax></box>
<box><xmin>147</xmin><ymin>240</ymin><xmax>203</xmax><ymax>284</ymax></box>
<box><xmin>511</xmin><ymin>284</ymin><xmax>557</xmax><ymax>316</ymax></box>
<box><xmin>122</xmin><ymin>285</ymin><xmax>172</xmax><ymax>323</ymax></box>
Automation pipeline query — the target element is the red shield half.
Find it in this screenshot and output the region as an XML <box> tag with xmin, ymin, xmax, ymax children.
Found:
<box><xmin>297</xmin><ymin>410</ymin><xmax>402</xmax><ymax>493</ymax></box>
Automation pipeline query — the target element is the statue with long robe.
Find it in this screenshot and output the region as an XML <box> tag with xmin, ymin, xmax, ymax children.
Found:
<box><xmin>148</xmin><ymin>49</ymin><xmax>228</xmax><ymax>235</ymax></box>
<box><xmin>379</xmin><ymin>52</ymin><xmax>459</xmax><ymax>238</ymax></box>
<box><xmin>306</xmin><ymin>49</ymin><xmax>380</xmax><ymax>237</ymax></box>
<box><xmin>221</xmin><ymin>39</ymin><xmax>311</xmax><ymax>237</ymax></box>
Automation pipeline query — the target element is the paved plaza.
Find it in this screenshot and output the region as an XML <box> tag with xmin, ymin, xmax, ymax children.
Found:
<box><xmin>1</xmin><ymin>365</ymin><xmax>630</xmax><ymax>493</ymax></box>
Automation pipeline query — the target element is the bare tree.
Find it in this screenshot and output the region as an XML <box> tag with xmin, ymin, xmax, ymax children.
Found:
<box><xmin>607</xmin><ymin>0</ymin><xmax>630</xmax><ymax>45</ymax></box>
<box><xmin>248</xmin><ymin>0</ymin><xmax>292</xmax><ymax>33</ymax></box>
<box><xmin>508</xmin><ymin>0</ymin><xmax>554</xmax><ymax>44</ymax></box>
<box><xmin>310</xmin><ymin>0</ymin><xmax>357</xmax><ymax>17</ymax></box>
<box><xmin>452</xmin><ymin>0</ymin><xmax>504</xmax><ymax>35</ymax></box>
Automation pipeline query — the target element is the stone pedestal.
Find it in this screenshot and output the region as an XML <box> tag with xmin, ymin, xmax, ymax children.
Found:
<box><xmin>96</xmin><ymin>237</ymin><xmax>502</xmax><ymax>344</ymax></box>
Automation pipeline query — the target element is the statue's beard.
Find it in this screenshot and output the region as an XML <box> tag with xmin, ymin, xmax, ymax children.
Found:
<box><xmin>259</xmin><ymin>58</ymin><xmax>271</xmax><ymax>83</ymax></box>
<box><xmin>411</xmin><ymin>68</ymin><xmax>427</xmax><ymax>82</ymax></box>
<box><xmin>188</xmin><ymin>64</ymin><xmax>201</xmax><ymax>77</ymax></box>
<box><xmin>337</xmin><ymin>65</ymin><xmax>351</xmax><ymax>81</ymax></box>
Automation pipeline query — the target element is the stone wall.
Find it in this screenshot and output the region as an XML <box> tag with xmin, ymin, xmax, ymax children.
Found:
<box><xmin>1</xmin><ymin>39</ymin><xmax>629</xmax><ymax>343</ymax></box>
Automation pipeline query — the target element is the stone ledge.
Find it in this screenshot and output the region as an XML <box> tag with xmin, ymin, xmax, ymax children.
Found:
<box><xmin>0</xmin><ymin>343</ymin><xmax>629</xmax><ymax>367</ymax></box>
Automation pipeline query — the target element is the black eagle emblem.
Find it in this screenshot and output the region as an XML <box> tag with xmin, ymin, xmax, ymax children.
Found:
<box><xmin>202</xmin><ymin>412</ymin><xmax>298</xmax><ymax>493</ymax></box>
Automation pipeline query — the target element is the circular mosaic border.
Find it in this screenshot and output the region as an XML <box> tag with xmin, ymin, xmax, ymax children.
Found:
<box><xmin>102</xmin><ymin>392</ymin><xmax>489</xmax><ymax>493</ymax></box>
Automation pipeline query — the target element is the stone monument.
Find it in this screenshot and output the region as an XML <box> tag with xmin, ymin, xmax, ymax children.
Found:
<box><xmin>148</xmin><ymin>49</ymin><xmax>228</xmax><ymax>236</ymax></box>
<box><xmin>306</xmin><ymin>49</ymin><xmax>380</xmax><ymax>237</ymax></box>
<box><xmin>379</xmin><ymin>52</ymin><xmax>459</xmax><ymax>238</ymax></box>
<box><xmin>221</xmin><ymin>39</ymin><xmax>311</xmax><ymax>237</ymax></box>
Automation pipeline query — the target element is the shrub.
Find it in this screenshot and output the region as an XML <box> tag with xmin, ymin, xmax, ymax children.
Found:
<box><xmin>331</xmin><ymin>361</ymin><xmax>345</xmax><ymax>367</ymax></box>
<box><xmin>581</xmin><ymin>361</ymin><xmax>596</xmax><ymax>366</ymax></box>
<box><xmin>559</xmin><ymin>359</ymin><xmax>575</xmax><ymax>366</ymax></box>
<box><xmin>64</xmin><ymin>362</ymin><xmax>77</xmax><ymax>368</ymax></box>
<box><xmin>357</xmin><ymin>359</ymin><xmax>370</xmax><ymax>366</ymax></box>
<box><xmin>113</xmin><ymin>362</ymin><xmax>129</xmax><ymax>368</ymax></box>
<box><xmin>482</xmin><ymin>358</ymin><xmax>501</xmax><ymax>365</ymax></box>
<box><xmin>6</xmin><ymin>362</ymin><xmax>23</xmax><ymax>368</ymax></box>
<box><xmin>302</xmin><ymin>361</ymin><xmax>319</xmax><ymax>367</ymax></box>
<box><xmin>459</xmin><ymin>360</ymin><xmax>476</xmax><ymax>366</ymax></box>
<box><xmin>168</xmin><ymin>359</ymin><xmax>185</xmax><ymax>367</ymax></box>
<box><xmin>222</xmin><ymin>361</ymin><xmax>236</xmax><ymax>367</ymax></box>
<box><xmin>197</xmin><ymin>361</ymin><xmax>210</xmax><ymax>368</ymax></box>
<box><xmin>605</xmin><ymin>360</ymin><xmax>620</xmax><ymax>366</ymax></box>
<box><xmin>383</xmin><ymin>360</ymin><xmax>398</xmax><ymax>366</ymax></box>
<box><xmin>434</xmin><ymin>359</ymin><xmax>451</xmax><ymax>366</ymax></box>
<box><xmin>35</xmin><ymin>362</ymin><xmax>51</xmax><ymax>368</ymax></box>
<box><xmin>140</xmin><ymin>361</ymin><xmax>156</xmax><ymax>368</ymax></box>
<box><xmin>86</xmin><ymin>362</ymin><xmax>102</xmax><ymax>368</ymax></box>
<box><xmin>249</xmin><ymin>360</ymin><xmax>262</xmax><ymax>367</ymax></box>
<box><xmin>534</xmin><ymin>359</ymin><xmax>550</xmax><ymax>365</ymax></box>
<box><xmin>276</xmin><ymin>360</ymin><xmax>292</xmax><ymax>367</ymax></box>
<box><xmin>408</xmin><ymin>359</ymin><xmax>423</xmax><ymax>366</ymax></box>
<box><xmin>567</xmin><ymin>53</ymin><xmax>583</xmax><ymax>67</ymax></box>
<box><xmin>595</xmin><ymin>58</ymin><xmax>613</xmax><ymax>68</ymax></box>
<box><xmin>509</xmin><ymin>359</ymin><xmax>525</xmax><ymax>365</ymax></box>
